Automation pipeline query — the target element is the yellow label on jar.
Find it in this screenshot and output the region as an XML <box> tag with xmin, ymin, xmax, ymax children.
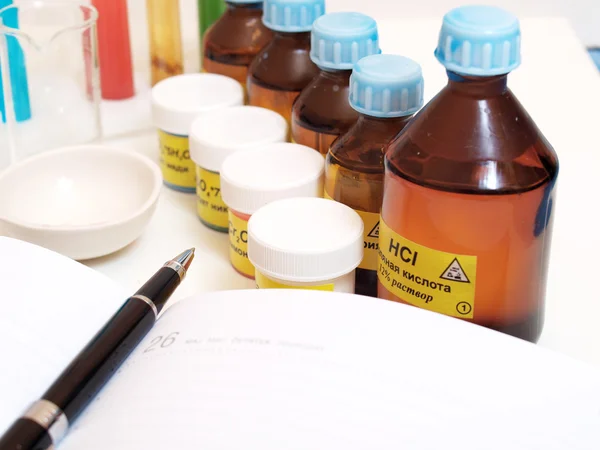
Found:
<box><xmin>196</xmin><ymin>167</ymin><xmax>228</xmax><ymax>230</ymax></box>
<box><xmin>323</xmin><ymin>190</ymin><xmax>379</xmax><ymax>271</ymax></box>
<box><xmin>228</xmin><ymin>211</ymin><xmax>254</xmax><ymax>278</ymax></box>
<box><xmin>158</xmin><ymin>130</ymin><xmax>195</xmax><ymax>190</ymax></box>
<box><xmin>255</xmin><ymin>271</ymin><xmax>335</xmax><ymax>291</ymax></box>
<box><xmin>378</xmin><ymin>218</ymin><xmax>477</xmax><ymax>319</ymax></box>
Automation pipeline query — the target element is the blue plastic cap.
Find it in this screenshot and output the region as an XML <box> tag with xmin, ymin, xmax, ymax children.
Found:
<box><xmin>349</xmin><ymin>54</ymin><xmax>424</xmax><ymax>118</ymax></box>
<box><xmin>310</xmin><ymin>12</ymin><xmax>380</xmax><ymax>70</ymax></box>
<box><xmin>262</xmin><ymin>0</ymin><xmax>325</xmax><ymax>33</ymax></box>
<box><xmin>434</xmin><ymin>5</ymin><xmax>521</xmax><ymax>76</ymax></box>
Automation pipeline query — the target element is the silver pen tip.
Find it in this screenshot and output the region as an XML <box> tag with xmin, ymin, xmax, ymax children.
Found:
<box><xmin>173</xmin><ymin>248</ymin><xmax>195</xmax><ymax>272</ymax></box>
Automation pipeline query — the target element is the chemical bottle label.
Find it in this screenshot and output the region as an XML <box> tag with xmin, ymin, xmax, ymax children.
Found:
<box><xmin>323</xmin><ymin>190</ymin><xmax>379</xmax><ymax>271</ymax></box>
<box><xmin>196</xmin><ymin>167</ymin><xmax>229</xmax><ymax>230</ymax></box>
<box><xmin>356</xmin><ymin>209</ymin><xmax>380</xmax><ymax>271</ymax></box>
<box><xmin>158</xmin><ymin>130</ymin><xmax>196</xmax><ymax>190</ymax></box>
<box><xmin>378</xmin><ymin>218</ymin><xmax>477</xmax><ymax>319</ymax></box>
<box><xmin>255</xmin><ymin>271</ymin><xmax>334</xmax><ymax>291</ymax></box>
<box><xmin>228</xmin><ymin>211</ymin><xmax>254</xmax><ymax>278</ymax></box>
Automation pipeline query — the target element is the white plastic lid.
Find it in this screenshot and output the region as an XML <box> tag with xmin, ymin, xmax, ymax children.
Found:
<box><xmin>221</xmin><ymin>143</ymin><xmax>325</xmax><ymax>215</ymax></box>
<box><xmin>151</xmin><ymin>73</ymin><xmax>244</xmax><ymax>136</ymax></box>
<box><xmin>248</xmin><ymin>197</ymin><xmax>364</xmax><ymax>282</ymax></box>
<box><xmin>189</xmin><ymin>106</ymin><xmax>288</xmax><ymax>172</ymax></box>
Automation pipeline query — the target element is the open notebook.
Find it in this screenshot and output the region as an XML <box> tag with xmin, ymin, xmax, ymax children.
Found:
<box><xmin>1</xmin><ymin>236</ymin><xmax>600</xmax><ymax>449</ymax></box>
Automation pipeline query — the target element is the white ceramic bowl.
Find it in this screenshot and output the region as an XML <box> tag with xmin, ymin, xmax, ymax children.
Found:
<box><xmin>0</xmin><ymin>145</ymin><xmax>162</xmax><ymax>260</ymax></box>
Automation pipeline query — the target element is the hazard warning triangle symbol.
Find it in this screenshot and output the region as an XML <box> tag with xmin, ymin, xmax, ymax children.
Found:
<box><xmin>439</xmin><ymin>258</ymin><xmax>470</xmax><ymax>283</ymax></box>
<box><xmin>367</xmin><ymin>221</ymin><xmax>379</xmax><ymax>239</ymax></box>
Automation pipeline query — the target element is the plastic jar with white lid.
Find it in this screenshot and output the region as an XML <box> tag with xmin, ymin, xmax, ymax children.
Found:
<box><xmin>151</xmin><ymin>73</ymin><xmax>244</xmax><ymax>192</ymax></box>
<box><xmin>221</xmin><ymin>143</ymin><xmax>325</xmax><ymax>279</ymax></box>
<box><xmin>189</xmin><ymin>105</ymin><xmax>288</xmax><ymax>232</ymax></box>
<box><xmin>248</xmin><ymin>197</ymin><xmax>364</xmax><ymax>292</ymax></box>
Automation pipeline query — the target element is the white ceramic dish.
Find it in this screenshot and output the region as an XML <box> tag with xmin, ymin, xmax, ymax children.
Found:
<box><xmin>0</xmin><ymin>145</ymin><xmax>162</xmax><ymax>260</ymax></box>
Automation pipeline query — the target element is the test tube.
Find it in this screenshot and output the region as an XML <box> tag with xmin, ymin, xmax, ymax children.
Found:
<box><xmin>92</xmin><ymin>0</ymin><xmax>135</xmax><ymax>99</ymax></box>
<box><xmin>146</xmin><ymin>0</ymin><xmax>184</xmax><ymax>86</ymax></box>
<box><xmin>0</xmin><ymin>0</ymin><xmax>31</xmax><ymax>124</ymax></box>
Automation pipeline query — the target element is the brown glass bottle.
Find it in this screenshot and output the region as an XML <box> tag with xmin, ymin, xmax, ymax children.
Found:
<box><xmin>290</xmin><ymin>12</ymin><xmax>380</xmax><ymax>155</ymax></box>
<box><xmin>292</xmin><ymin>70</ymin><xmax>356</xmax><ymax>154</ymax></box>
<box><xmin>325</xmin><ymin>53</ymin><xmax>424</xmax><ymax>298</ymax></box>
<box><xmin>247</xmin><ymin>31</ymin><xmax>319</xmax><ymax>125</ymax></box>
<box><xmin>378</xmin><ymin>6</ymin><xmax>559</xmax><ymax>343</ymax></box>
<box><xmin>326</xmin><ymin>115</ymin><xmax>413</xmax><ymax>296</ymax></box>
<box><xmin>379</xmin><ymin>71</ymin><xmax>558</xmax><ymax>342</ymax></box>
<box><xmin>203</xmin><ymin>1</ymin><xmax>273</xmax><ymax>88</ymax></box>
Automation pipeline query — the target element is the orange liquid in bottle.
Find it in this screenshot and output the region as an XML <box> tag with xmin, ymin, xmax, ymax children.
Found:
<box><xmin>292</xmin><ymin>70</ymin><xmax>357</xmax><ymax>155</ymax></box>
<box><xmin>202</xmin><ymin>1</ymin><xmax>273</xmax><ymax>88</ymax></box>
<box><xmin>325</xmin><ymin>53</ymin><xmax>423</xmax><ymax>298</ymax></box>
<box><xmin>247</xmin><ymin>31</ymin><xmax>319</xmax><ymax>125</ymax></box>
<box><xmin>326</xmin><ymin>115</ymin><xmax>413</xmax><ymax>297</ymax></box>
<box><xmin>380</xmin><ymin>73</ymin><xmax>558</xmax><ymax>342</ymax></box>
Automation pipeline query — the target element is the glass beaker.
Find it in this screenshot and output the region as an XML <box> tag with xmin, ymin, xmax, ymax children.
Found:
<box><xmin>0</xmin><ymin>0</ymin><xmax>101</xmax><ymax>169</ymax></box>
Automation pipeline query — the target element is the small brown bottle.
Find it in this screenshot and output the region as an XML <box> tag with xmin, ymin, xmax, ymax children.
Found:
<box><xmin>325</xmin><ymin>54</ymin><xmax>424</xmax><ymax>298</ymax></box>
<box><xmin>247</xmin><ymin>0</ymin><xmax>325</xmax><ymax>124</ymax></box>
<box><xmin>203</xmin><ymin>0</ymin><xmax>273</xmax><ymax>89</ymax></box>
<box><xmin>292</xmin><ymin>12</ymin><xmax>380</xmax><ymax>155</ymax></box>
<box><xmin>378</xmin><ymin>6</ymin><xmax>559</xmax><ymax>342</ymax></box>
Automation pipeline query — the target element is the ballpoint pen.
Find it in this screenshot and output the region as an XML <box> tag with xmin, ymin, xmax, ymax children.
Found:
<box><xmin>0</xmin><ymin>248</ymin><xmax>195</xmax><ymax>450</ymax></box>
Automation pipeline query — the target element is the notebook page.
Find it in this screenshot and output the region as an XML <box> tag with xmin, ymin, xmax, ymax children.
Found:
<box><xmin>0</xmin><ymin>237</ymin><xmax>126</xmax><ymax>434</ymax></box>
<box><xmin>61</xmin><ymin>289</ymin><xmax>600</xmax><ymax>450</ymax></box>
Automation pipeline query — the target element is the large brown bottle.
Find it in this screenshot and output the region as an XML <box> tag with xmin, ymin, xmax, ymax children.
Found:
<box><xmin>246</xmin><ymin>0</ymin><xmax>325</xmax><ymax>124</ymax></box>
<box><xmin>202</xmin><ymin>0</ymin><xmax>273</xmax><ymax>89</ymax></box>
<box><xmin>378</xmin><ymin>5</ymin><xmax>559</xmax><ymax>342</ymax></box>
<box><xmin>291</xmin><ymin>12</ymin><xmax>380</xmax><ymax>155</ymax></box>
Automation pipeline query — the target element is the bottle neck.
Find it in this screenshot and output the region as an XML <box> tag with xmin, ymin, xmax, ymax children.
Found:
<box><xmin>358</xmin><ymin>114</ymin><xmax>413</xmax><ymax>131</ymax></box>
<box><xmin>447</xmin><ymin>71</ymin><xmax>509</xmax><ymax>96</ymax></box>
<box><xmin>318</xmin><ymin>68</ymin><xmax>353</xmax><ymax>82</ymax></box>
<box><xmin>226</xmin><ymin>1</ymin><xmax>263</xmax><ymax>13</ymax></box>
<box><xmin>273</xmin><ymin>30</ymin><xmax>312</xmax><ymax>44</ymax></box>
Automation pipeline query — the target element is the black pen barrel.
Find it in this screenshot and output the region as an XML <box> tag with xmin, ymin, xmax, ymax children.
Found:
<box><xmin>135</xmin><ymin>266</ymin><xmax>182</xmax><ymax>313</ymax></box>
<box><xmin>0</xmin><ymin>419</ymin><xmax>53</xmax><ymax>450</ymax></box>
<box><xmin>0</xmin><ymin>251</ymin><xmax>191</xmax><ymax>450</ymax></box>
<box><xmin>43</xmin><ymin>299</ymin><xmax>155</xmax><ymax>422</ymax></box>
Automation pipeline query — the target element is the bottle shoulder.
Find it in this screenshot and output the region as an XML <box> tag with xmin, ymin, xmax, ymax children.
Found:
<box><xmin>292</xmin><ymin>72</ymin><xmax>358</xmax><ymax>133</ymax></box>
<box><xmin>248</xmin><ymin>38</ymin><xmax>320</xmax><ymax>91</ymax></box>
<box><xmin>386</xmin><ymin>85</ymin><xmax>559</xmax><ymax>193</ymax></box>
<box><xmin>204</xmin><ymin>13</ymin><xmax>272</xmax><ymax>62</ymax></box>
<box><xmin>328</xmin><ymin>119</ymin><xmax>405</xmax><ymax>174</ymax></box>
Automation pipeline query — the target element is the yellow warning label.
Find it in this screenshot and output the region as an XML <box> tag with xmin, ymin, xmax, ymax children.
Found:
<box><xmin>357</xmin><ymin>210</ymin><xmax>380</xmax><ymax>270</ymax></box>
<box><xmin>158</xmin><ymin>130</ymin><xmax>195</xmax><ymax>190</ymax></box>
<box><xmin>378</xmin><ymin>218</ymin><xmax>477</xmax><ymax>319</ymax></box>
<box><xmin>255</xmin><ymin>271</ymin><xmax>334</xmax><ymax>291</ymax></box>
<box><xmin>228</xmin><ymin>211</ymin><xmax>254</xmax><ymax>278</ymax></box>
<box><xmin>324</xmin><ymin>190</ymin><xmax>379</xmax><ymax>271</ymax></box>
<box><xmin>196</xmin><ymin>167</ymin><xmax>229</xmax><ymax>230</ymax></box>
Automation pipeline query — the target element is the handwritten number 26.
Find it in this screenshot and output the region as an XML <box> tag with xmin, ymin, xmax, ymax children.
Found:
<box><xmin>143</xmin><ymin>332</ymin><xmax>179</xmax><ymax>353</ymax></box>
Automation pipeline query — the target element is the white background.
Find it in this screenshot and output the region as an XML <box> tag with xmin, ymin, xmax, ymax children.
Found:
<box><xmin>120</xmin><ymin>0</ymin><xmax>600</xmax><ymax>50</ymax></box>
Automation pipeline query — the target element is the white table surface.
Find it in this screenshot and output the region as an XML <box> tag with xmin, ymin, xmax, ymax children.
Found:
<box><xmin>83</xmin><ymin>17</ymin><xmax>600</xmax><ymax>366</ymax></box>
